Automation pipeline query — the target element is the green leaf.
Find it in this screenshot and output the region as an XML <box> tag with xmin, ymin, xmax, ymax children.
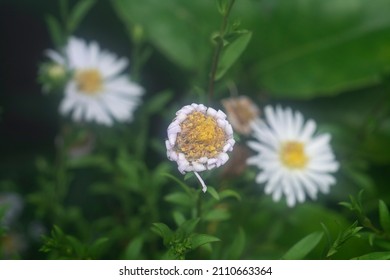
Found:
<box><xmin>67</xmin><ymin>154</ymin><xmax>112</xmax><ymax>171</ymax></box>
<box><xmin>184</xmin><ymin>172</ymin><xmax>194</xmax><ymax>181</ymax></box>
<box><xmin>282</xmin><ymin>231</ymin><xmax>324</xmax><ymax>260</ymax></box>
<box><xmin>248</xmin><ymin>0</ymin><xmax>390</xmax><ymax>98</ymax></box>
<box><xmin>68</xmin><ymin>0</ymin><xmax>96</xmax><ymax>33</ymax></box>
<box><xmin>190</xmin><ymin>233</ymin><xmax>220</xmax><ymax>250</ymax></box>
<box><xmin>164</xmin><ymin>192</ymin><xmax>194</xmax><ymax>207</ymax></box>
<box><xmin>216</xmin><ymin>31</ymin><xmax>252</xmax><ymax>80</ymax></box>
<box><xmin>112</xmin><ymin>0</ymin><xmax>218</xmax><ymax>71</ymax></box>
<box><xmin>379</xmin><ymin>200</ymin><xmax>390</xmax><ymax>233</ymax></box>
<box><xmin>123</xmin><ymin>236</ymin><xmax>144</xmax><ymax>260</ymax></box>
<box><xmin>352</xmin><ymin>251</ymin><xmax>390</xmax><ymax>260</ymax></box>
<box><xmin>326</xmin><ymin>221</ymin><xmax>363</xmax><ymax>258</ymax></box>
<box><xmin>219</xmin><ymin>189</ymin><xmax>241</xmax><ymax>201</ymax></box>
<box><xmin>173</xmin><ymin>211</ymin><xmax>186</xmax><ymax>226</ymax></box>
<box><xmin>176</xmin><ymin>218</ymin><xmax>200</xmax><ymax>239</ymax></box>
<box><xmin>217</xmin><ymin>0</ymin><xmax>230</xmax><ymax>15</ymax></box>
<box><xmin>151</xmin><ymin>223</ymin><xmax>173</xmax><ymax>245</ymax></box>
<box><xmin>203</xmin><ymin>208</ymin><xmax>230</xmax><ymax>221</ymax></box>
<box><xmin>225</xmin><ymin>227</ymin><xmax>246</xmax><ymax>259</ymax></box>
<box><xmin>207</xmin><ymin>186</ymin><xmax>220</xmax><ymax>200</ymax></box>
<box><xmin>161</xmin><ymin>173</ymin><xmax>193</xmax><ymax>195</ymax></box>
<box><xmin>145</xmin><ymin>90</ymin><xmax>173</xmax><ymax>114</ymax></box>
<box><xmin>46</xmin><ymin>15</ymin><xmax>64</xmax><ymax>47</ymax></box>
<box><xmin>89</xmin><ymin>237</ymin><xmax>109</xmax><ymax>258</ymax></box>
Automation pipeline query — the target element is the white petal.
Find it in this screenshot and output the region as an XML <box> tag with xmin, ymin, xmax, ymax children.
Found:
<box><xmin>217</xmin><ymin>153</ymin><xmax>229</xmax><ymax>166</ymax></box>
<box><xmin>59</xmin><ymin>96</ymin><xmax>77</xmax><ymax>115</ymax></box>
<box><xmin>168</xmin><ymin>124</ymin><xmax>181</xmax><ymax>136</ymax></box>
<box><xmin>305</xmin><ymin>171</ymin><xmax>336</xmax><ymax>194</ymax></box>
<box><xmin>306</xmin><ymin>133</ymin><xmax>331</xmax><ymax>154</ymax></box>
<box><xmin>295</xmin><ymin>171</ymin><xmax>318</xmax><ymax>200</ymax></box>
<box><xmin>255</xmin><ymin>172</ymin><xmax>268</xmax><ymax>184</ymax></box>
<box><xmin>165</xmin><ymin>140</ymin><xmax>172</xmax><ymax>150</ymax></box>
<box><xmin>223</xmin><ymin>143</ymin><xmax>232</xmax><ymax>152</ymax></box>
<box><xmin>251</xmin><ymin>119</ymin><xmax>280</xmax><ymax>150</ymax></box>
<box><xmin>87</xmin><ymin>41</ymin><xmax>100</xmax><ymax>67</ymax></box>
<box><xmin>264</xmin><ymin>169</ymin><xmax>283</xmax><ymax>194</ymax></box>
<box><xmin>272</xmin><ymin>186</ymin><xmax>283</xmax><ymax>202</ymax></box>
<box><xmin>217</xmin><ymin>119</ymin><xmax>227</xmax><ymax>129</ymax></box>
<box><xmin>265</xmin><ymin>106</ymin><xmax>285</xmax><ymax>140</ymax></box>
<box><xmin>216</xmin><ymin>110</ymin><xmax>227</xmax><ymax>119</ymax></box>
<box><xmin>67</xmin><ymin>37</ymin><xmax>88</xmax><ymax>68</ymax></box>
<box><xmin>101</xmin><ymin>93</ymin><xmax>132</xmax><ymax>122</ymax></box>
<box><xmin>285</xmin><ymin>107</ymin><xmax>294</xmax><ymax>139</ymax></box>
<box><xmin>206</xmin><ymin>107</ymin><xmax>217</xmax><ymax>117</ymax></box>
<box><xmin>282</xmin><ymin>179</ymin><xmax>296</xmax><ymax>207</ymax></box>
<box><xmin>247</xmin><ymin>155</ymin><xmax>260</xmax><ymax>166</ymax></box>
<box><xmin>72</xmin><ymin>103</ymin><xmax>85</xmax><ymax>122</ymax></box>
<box><xmin>225</xmin><ymin>123</ymin><xmax>233</xmax><ymax>136</ymax></box>
<box><xmin>45</xmin><ymin>49</ymin><xmax>65</xmax><ymax>65</ymax></box>
<box><xmin>300</xmin><ymin>119</ymin><xmax>316</xmax><ymax>142</ymax></box>
<box><xmin>308</xmin><ymin>160</ymin><xmax>339</xmax><ymax>173</ymax></box>
<box><xmin>290</xmin><ymin>173</ymin><xmax>306</xmax><ymax>203</ymax></box>
<box><xmin>192</xmin><ymin>162</ymin><xmax>206</xmax><ymax>172</ymax></box>
<box><xmin>105</xmin><ymin>77</ymin><xmax>144</xmax><ymax>98</ymax></box>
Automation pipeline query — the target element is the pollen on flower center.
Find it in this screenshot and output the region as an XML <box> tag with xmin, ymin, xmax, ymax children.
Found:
<box><xmin>75</xmin><ymin>69</ymin><xmax>103</xmax><ymax>94</ymax></box>
<box><xmin>175</xmin><ymin>111</ymin><xmax>226</xmax><ymax>161</ymax></box>
<box><xmin>280</xmin><ymin>141</ymin><xmax>308</xmax><ymax>169</ymax></box>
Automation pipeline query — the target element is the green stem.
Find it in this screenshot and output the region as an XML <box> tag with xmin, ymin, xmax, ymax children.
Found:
<box><xmin>56</xmin><ymin>126</ymin><xmax>68</xmax><ymax>201</ymax></box>
<box><xmin>208</xmin><ymin>0</ymin><xmax>236</xmax><ymax>104</ymax></box>
<box><xmin>59</xmin><ymin>0</ymin><xmax>70</xmax><ymax>39</ymax></box>
<box><xmin>196</xmin><ymin>191</ymin><xmax>203</xmax><ymax>219</ymax></box>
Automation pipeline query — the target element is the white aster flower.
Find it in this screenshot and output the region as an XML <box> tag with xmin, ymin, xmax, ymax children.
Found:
<box><xmin>247</xmin><ymin>105</ymin><xmax>339</xmax><ymax>207</ymax></box>
<box><xmin>166</xmin><ymin>103</ymin><xmax>235</xmax><ymax>192</ymax></box>
<box><xmin>46</xmin><ymin>37</ymin><xmax>144</xmax><ymax>125</ymax></box>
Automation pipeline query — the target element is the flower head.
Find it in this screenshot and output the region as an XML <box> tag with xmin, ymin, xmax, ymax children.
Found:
<box><xmin>166</xmin><ymin>103</ymin><xmax>235</xmax><ymax>192</ymax></box>
<box><xmin>46</xmin><ymin>37</ymin><xmax>144</xmax><ymax>125</ymax></box>
<box><xmin>247</xmin><ymin>105</ymin><xmax>339</xmax><ymax>207</ymax></box>
<box><xmin>221</xmin><ymin>95</ymin><xmax>260</xmax><ymax>135</ymax></box>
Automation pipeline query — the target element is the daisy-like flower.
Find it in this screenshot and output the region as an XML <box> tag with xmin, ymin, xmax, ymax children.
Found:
<box><xmin>166</xmin><ymin>103</ymin><xmax>235</xmax><ymax>192</ymax></box>
<box><xmin>247</xmin><ymin>105</ymin><xmax>339</xmax><ymax>207</ymax></box>
<box><xmin>46</xmin><ymin>37</ymin><xmax>144</xmax><ymax>125</ymax></box>
<box><xmin>221</xmin><ymin>95</ymin><xmax>260</xmax><ymax>135</ymax></box>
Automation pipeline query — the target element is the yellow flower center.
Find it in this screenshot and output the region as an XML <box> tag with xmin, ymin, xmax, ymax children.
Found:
<box><xmin>280</xmin><ymin>141</ymin><xmax>308</xmax><ymax>169</ymax></box>
<box><xmin>175</xmin><ymin>111</ymin><xmax>226</xmax><ymax>161</ymax></box>
<box><xmin>75</xmin><ymin>69</ymin><xmax>103</xmax><ymax>94</ymax></box>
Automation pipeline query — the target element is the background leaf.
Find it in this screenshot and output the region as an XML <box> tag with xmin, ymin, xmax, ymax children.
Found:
<box><xmin>112</xmin><ymin>0</ymin><xmax>219</xmax><ymax>71</ymax></box>
<box><xmin>215</xmin><ymin>31</ymin><xmax>252</xmax><ymax>80</ymax></box>
<box><xmin>282</xmin><ymin>231</ymin><xmax>324</xmax><ymax>260</ymax></box>
<box><xmin>379</xmin><ymin>200</ymin><xmax>390</xmax><ymax>233</ymax></box>
<box><xmin>352</xmin><ymin>251</ymin><xmax>390</xmax><ymax>260</ymax></box>
<box><xmin>246</xmin><ymin>0</ymin><xmax>390</xmax><ymax>98</ymax></box>
<box><xmin>191</xmin><ymin>233</ymin><xmax>220</xmax><ymax>250</ymax></box>
<box><xmin>151</xmin><ymin>223</ymin><xmax>173</xmax><ymax>246</ymax></box>
<box><xmin>45</xmin><ymin>15</ymin><xmax>64</xmax><ymax>47</ymax></box>
<box><xmin>68</xmin><ymin>0</ymin><xmax>96</xmax><ymax>33</ymax></box>
<box><xmin>225</xmin><ymin>227</ymin><xmax>246</xmax><ymax>259</ymax></box>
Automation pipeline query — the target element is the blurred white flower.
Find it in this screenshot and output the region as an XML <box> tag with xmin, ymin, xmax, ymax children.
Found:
<box><xmin>166</xmin><ymin>103</ymin><xmax>235</xmax><ymax>192</ymax></box>
<box><xmin>247</xmin><ymin>105</ymin><xmax>339</xmax><ymax>207</ymax></box>
<box><xmin>46</xmin><ymin>37</ymin><xmax>144</xmax><ymax>125</ymax></box>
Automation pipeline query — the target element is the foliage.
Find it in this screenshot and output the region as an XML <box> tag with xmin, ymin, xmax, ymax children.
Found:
<box><xmin>1</xmin><ymin>0</ymin><xmax>390</xmax><ymax>260</ymax></box>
